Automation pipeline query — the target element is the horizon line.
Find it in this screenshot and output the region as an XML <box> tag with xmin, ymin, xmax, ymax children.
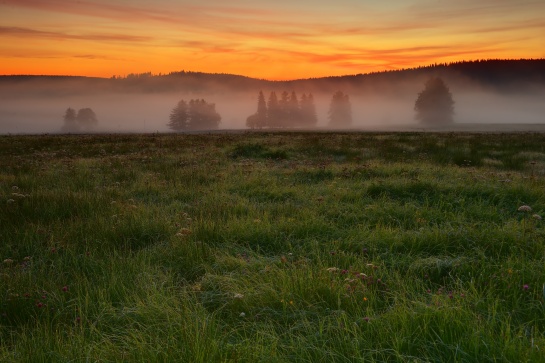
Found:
<box><xmin>1</xmin><ymin>58</ymin><xmax>544</xmax><ymax>82</ymax></box>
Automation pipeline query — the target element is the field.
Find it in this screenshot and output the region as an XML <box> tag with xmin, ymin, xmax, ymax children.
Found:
<box><xmin>1</xmin><ymin>131</ymin><xmax>545</xmax><ymax>362</ymax></box>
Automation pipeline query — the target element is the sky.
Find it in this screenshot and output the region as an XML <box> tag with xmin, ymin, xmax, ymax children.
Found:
<box><xmin>1</xmin><ymin>0</ymin><xmax>544</xmax><ymax>80</ymax></box>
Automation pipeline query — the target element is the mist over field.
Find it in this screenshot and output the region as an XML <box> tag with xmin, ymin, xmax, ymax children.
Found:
<box><xmin>1</xmin><ymin>60</ymin><xmax>544</xmax><ymax>134</ymax></box>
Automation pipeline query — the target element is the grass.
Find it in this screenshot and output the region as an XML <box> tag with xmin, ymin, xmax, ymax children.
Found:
<box><xmin>1</xmin><ymin>131</ymin><xmax>545</xmax><ymax>362</ymax></box>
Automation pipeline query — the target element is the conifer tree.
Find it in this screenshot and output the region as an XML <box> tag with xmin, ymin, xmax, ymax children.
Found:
<box><xmin>288</xmin><ymin>91</ymin><xmax>300</xmax><ymax>127</ymax></box>
<box><xmin>246</xmin><ymin>91</ymin><xmax>267</xmax><ymax>129</ymax></box>
<box><xmin>267</xmin><ymin>91</ymin><xmax>280</xmax><ymax>128</ymax></box>
<box><xmin>328</xmin><ymin>91</ymin><xmax>352</xmax><ymax>128</ymax></box>
<box><xmin>61</xmin><ymin>107</ymin><xmax>79</xmax><ymax>132</ymax></box>
<box><xmin>168</xmin><ymin>100</ymin><xmax>188</xmax><ymax>131</ymax></box>
<box><xmin>278</xmin><ymin>91</ymin><xmax>290</xmax><ymax>128</ymax></box>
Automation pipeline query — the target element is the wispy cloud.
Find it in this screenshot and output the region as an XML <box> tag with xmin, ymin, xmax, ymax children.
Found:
<box><xmin>0</xmin><ymin>26</ymin><xmax>152</xmax><ymax>43</ymax></box>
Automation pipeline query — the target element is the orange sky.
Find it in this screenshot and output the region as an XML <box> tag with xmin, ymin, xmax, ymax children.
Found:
<box><xmin>1</xmin><ymin>0</ymin><xmax>544</xmax><ymax>80</ymax></box>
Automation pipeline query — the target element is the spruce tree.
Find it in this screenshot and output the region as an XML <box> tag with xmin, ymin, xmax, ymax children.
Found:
<box><xmin>256</xmin><ymin>91</ymin><xmax>267</xmax><ymax>128</ymax></box>
<box><xmin>61</xmin><ymin>107</ymin><xmax>79</xmax><ymax>132</ymax></box>
<box><xmin>267</xmin><ymin>91</ymin><xmax>280</xmax><ymax>128</ymax></box>
<box><xmin>328</xmin><ymin>91</ymin><xmax>352</xmax><ymax>128</ymax></box>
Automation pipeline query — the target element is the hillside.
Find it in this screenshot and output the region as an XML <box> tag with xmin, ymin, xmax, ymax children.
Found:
<box><xmin>1</xmin><ymin>59</ymin><xmax>544</xmax><ymax>97</ymax></box>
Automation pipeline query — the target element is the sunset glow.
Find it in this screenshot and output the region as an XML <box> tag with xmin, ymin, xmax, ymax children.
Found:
<box><xmin>1</xmin><ymin>0</ymin><xmax>544</xmax><ymax>80</ymax></box>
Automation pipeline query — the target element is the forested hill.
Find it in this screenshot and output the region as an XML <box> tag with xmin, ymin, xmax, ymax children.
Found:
<box><xmin>1</xmin><ymin>59</ymin><xmax>544</xmax><ymax>96</ymax></box>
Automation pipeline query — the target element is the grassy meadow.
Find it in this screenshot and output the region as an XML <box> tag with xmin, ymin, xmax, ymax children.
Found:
<box><xmin>1</xmin><ymin>131</ymin><xmax>545</xmax><ymax>362</ymax></box>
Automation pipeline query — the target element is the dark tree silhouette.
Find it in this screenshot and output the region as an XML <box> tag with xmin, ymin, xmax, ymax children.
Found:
<box><xmin>288</xmin><ymin>91</ymin><xmax>300</xmax><ymax>126</ymax></box>
<box><xmin>414</xmin><ymin>77</ymin><xmax>454</xmax><ymax>124</ymax></box>
<box><xmin>187</xmin><ymin>99</ymin><xmax>221</xmax><ymax>130</ymax></box>
<box><xmin>61</xmin><ymin>107</ymin><xmax>79</xmax><ymax>132</ymax></box>
<box><xmin>328</xmin><ymin>91</ymin><xmax>352</xmax><ymax>127</ymax></box>
<box><xmin>76</xmin><ymin>108</ymin><xmax>98</xmax><ymax>131</ymax></box>
<box><xmin>277</xmin><ymin>91</ymin><xmax>290</xmax><ymax>128</ymax></box>
<box><xmin>247</xmin><ymin>90</ymin><xmax>317</xmax><ymax>129</ymax></box>
<box><xmin>168</xmin><ymin>100</ymin><xmax>188</xmax><ymax>131</ymax></box>
<box><xmin>267</xmin><ymin>91</ymin><xmax>281</xmax><ymax>128</ymax></box>
<box><xmin>246</xmin><ymin>91</ymin><xmax>267</xmax><ymax>129</ymax></box>
<box><xmin>168</xmin><ymin>99</ymin><xmax>221</xmax><ymax>131</ymax></box>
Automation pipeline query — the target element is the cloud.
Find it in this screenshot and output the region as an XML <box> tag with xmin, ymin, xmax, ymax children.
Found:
<box><xmin>0</xmin><ymin>26</ymin><xmax>152</xmax><ymax>43</ymax></box>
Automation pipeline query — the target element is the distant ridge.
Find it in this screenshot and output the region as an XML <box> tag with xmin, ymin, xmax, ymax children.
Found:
<box><xmin>1</xmin><ymin>59</ymin><xmax>544</xmax><ymax>96</ymax></box>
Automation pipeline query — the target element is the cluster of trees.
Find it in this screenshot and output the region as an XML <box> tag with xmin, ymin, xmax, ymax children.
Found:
<box><xmin>61</xmin><ymin>107</ymin><xmax>98</xmax><ymax>132</ymax></box>
<box><xmin>243</xmin><ymin>78</ymin><xmax>453</xmax><ymax>129</ymax></box>
<box><xmin>246</xmin><ymin>91</ymin><xmax>318</xmax><ymax>129</ymax></box>
<box><xmin>168</xmin><ymin>99</ymin><xmax>221</xmax><ymax>131</ymax></box>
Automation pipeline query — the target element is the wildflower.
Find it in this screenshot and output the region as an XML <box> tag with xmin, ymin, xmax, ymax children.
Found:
<box><xmin>508</xmin><ymin>269</ymin><xmax>513</xmax><ymax>274</ymax></box>
<box><xmin>3</xmin><ymin>259</ymin><xmax>13</xmax><ymax>265</ymax></box>
<box><xmin>326</xmin><ymin>267</ymin><xmax>339</xmax><ymax>272</ymax></box>
<box><xmin>289</xmin><ymin>300</ymin><xmax>294</xmax><ymax>305</ymax></box>
<box><xmin>233</xmin><ymin>293</ymin><xmax>244</xmax><ymax>299</ymax></box>
<box><xmin>23</xmin><ymin>256</ymin><xmax>31</xmax><ymax>261</ymax></box>
<box><xmin>533</xmin><ymin>214</ymin><xmax>542</xmax><ymax>220</ymax></box>
<box><xmin>341</xmin><ymin>269</ymin><xmax>348</xmax><ymax>275</ymax></box>
<box><xmin>363</xmin><ymin>317</ymin><xmax>370</xmax><ymax>322</ymax></box>
<box><xmin>239</xmin><ymin>312</ymin><xmax>246</xmax><ymax>318</ymax></box>
<box><xmin>36</xmin><ymin>302</ymin><xmax>44</xmax><ymax>308</ymax></box>
<box><xmin>6</xmin><ymin>199</ymin><xmax>15</xmax><ymax>204</ymax></box>
<box><xmin>518</xmin><ymin>205</ymin><xmax>532</xmax><ymax>212</ymax></box>
<box><xmin>12</xmin><ymin>186</ymin><xmax>19</xmax><ymax>191</ymax></box>
<box><xmin>363</xmin><ymin>297</ymin><xmax>368</xmax><ymax>301</ymax></box>
<box><xmin>523</xmin><ymin>284</ymin><xmax>529</xmax><ymax>291</ymax></box>
<box><xmin>62</xmin><ymin>286</ymin><xmax>69</xmax><ymax>292</ymax></box>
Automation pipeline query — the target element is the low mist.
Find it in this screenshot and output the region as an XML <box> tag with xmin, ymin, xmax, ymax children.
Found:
<box><xmin>1</xmin><ymin>72</ymin><xmax>544</xmax><ymax>134</ymax></box>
